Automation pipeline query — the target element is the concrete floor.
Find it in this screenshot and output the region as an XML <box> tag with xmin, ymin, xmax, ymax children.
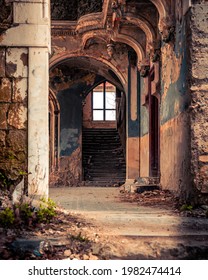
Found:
<box><xmin>50</xmin><ymin>187</ymin><xmax>208</xmax><ymax>237</ymax></box>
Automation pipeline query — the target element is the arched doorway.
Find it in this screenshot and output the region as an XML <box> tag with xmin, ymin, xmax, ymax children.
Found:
<box><xmin>49</xmin><ymin>57</ymin><xmax>126</xmax><ymax>187</ymax></box>
<box><xmin>49</xmin><ymin>90</ymin><xmax>60</xmax><ymax>174</ymax></box>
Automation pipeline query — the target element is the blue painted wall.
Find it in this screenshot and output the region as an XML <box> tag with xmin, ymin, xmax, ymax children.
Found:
<box><xmin>160</xmin><ymin>15</ymin><xmax>190</xmax><ymax>125</ymax></box>
<box><xmin>127</xmin><ymin>62</ymin><xmax>141</xmax><ymax>138</ymax></box>
<box><xmin>57</xmin><ymin>84</ymin><xmax>84</xmax><ymax>156</ymax></box>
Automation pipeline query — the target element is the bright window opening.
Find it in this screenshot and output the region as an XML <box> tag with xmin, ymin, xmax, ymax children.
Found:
<box><xmin>92</xmin><ymin>82</ymin><xmax>116</xmax><ymax>121</ymax></box>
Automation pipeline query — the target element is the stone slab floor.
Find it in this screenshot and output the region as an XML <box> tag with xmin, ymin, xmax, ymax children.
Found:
<box><xmin>49</xmin><ymin>187</ymin><xmax>208</xmax><ymax>236</ymax></box>
<box><xmin>49</xmin><ymin>187</ymin><xmax>208</xmax><ymax>259</ymax></box>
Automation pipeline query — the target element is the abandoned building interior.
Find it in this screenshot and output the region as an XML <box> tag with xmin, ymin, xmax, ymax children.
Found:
<box><xmin>0</xmin><ymin>0</ymin><xmax>208</xmax><ymax>204</ymax></box>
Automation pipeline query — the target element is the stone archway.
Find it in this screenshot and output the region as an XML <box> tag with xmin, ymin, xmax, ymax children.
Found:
<box><xmin>49</xmin><ymin>55</ymin><xmax>127</xmax><ymax>187</ymax></box>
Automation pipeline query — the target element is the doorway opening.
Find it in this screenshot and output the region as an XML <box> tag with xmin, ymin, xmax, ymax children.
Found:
<box><xmin>149</xmin><ymin>67</ymin><xmax>160</xmax><ymax>177</ymax></box>
<box><xmin>49</xmin><ymin>58</ymin><xmax>126</xmax><ymax>187</ymax></box>
<box><xmin>82</xmin><ymin>81</ymin><xmax>126</xmax><ymax>186</ymax></box>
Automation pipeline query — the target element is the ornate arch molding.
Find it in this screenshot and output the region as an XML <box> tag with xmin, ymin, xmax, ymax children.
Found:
<box><xmin>81</xmin><ymin>30</ymin><xmax>145</xmax><ymax>67</ymax></box>
<box><xmin>150</xmin><ymin>0</ymin><xmax>175</xmax><ymax>41</ymax></box>
<box><xmin>150</xmin><ymin>0</ymin><xmax>168</xmax><ymax>20</ymax></box>
<box><xmin>123</xmin><ymin>14</ymin><xmax>156</xmax><ymax>44</ymax></box>
<box><xmin>82</xmin><ymin>31</ymin><xmax>109</xmax><ymax>48</ymax></box>
<box><xmin>111</xmin><ymin>33</ymin><xmax>145</xmax><ymax>64</ymax></box>
<box><xmin>49</xmin><ymin>88</ymin><xmax>60</xmax><ymax>113</ymax></box>
<box><xmin>49</xmin><ymin>88</ymin><xmax>60</xmax><ymax>172</ymax></box>
<box><xmin>49</xmin><ymin>52</ymin><xmax>127</xmax><ymax>89</ymax></box>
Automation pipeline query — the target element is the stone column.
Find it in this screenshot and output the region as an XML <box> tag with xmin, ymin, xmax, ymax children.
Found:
<box><xmin>28</xmin><ymin>48</ymin><xmax>49</xmax><ymax>198</ymax></box>
<box><xmin>0</xmin><ymin>0</ymin><xmax>51</xmax><ymax>198</ymax></box>
<box><xmin>126</xmin><ymin>63</ymin><xmax>140</xmax><ymax>181</ymax></box>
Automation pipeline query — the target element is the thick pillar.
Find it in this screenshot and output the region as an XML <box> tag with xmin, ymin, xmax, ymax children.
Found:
<box><xmin>28</xmin><ymin>48</ymin><xmax>49</xmax><ymax>197</ymax></box>
<box><xmin>126</xmin><ymin>63</ymin><xmax>140</xmax><ymax>180</ymax></box>
<box><xmin>0</xmin><ymin>0</ymin><xmax>50</xmax><ymax>198</ymax></box>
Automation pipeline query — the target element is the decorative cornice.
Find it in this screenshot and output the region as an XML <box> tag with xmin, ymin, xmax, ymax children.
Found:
<box><xmin>51</xmin><ymin>20</ymin><xmax>77</xmax><ymax>37</ymax></box>
<box><xmin>76</xmin><ymin>13</ymin><xmax>103</xmax><ymax>34</ymax></box>
<box><xmin>51</xmin><ymin>29</ymin><xmax>77</xmax><ymax>37</ymax></box>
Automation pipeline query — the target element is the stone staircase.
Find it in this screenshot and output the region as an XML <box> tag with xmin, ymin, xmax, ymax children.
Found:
<box><xmin>82</xmin><ymin>128</ymin><xmax>126</xmax><ymax>186</ymax></box>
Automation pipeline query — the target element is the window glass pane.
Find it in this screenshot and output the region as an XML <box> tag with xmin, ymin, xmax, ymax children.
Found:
<box><xmin>93</xmin><ymin>110</ymin><xmax>104</xmax><ymax>121</ymax></box>
<box><xmin>93</xmin><ymin>91</ymin><xmax>103</xmax><ymax>109</ymax></box>
<box><xmin>105</xmin><ymin>110</ymin><xmax>116</xmax><ymax>121</ymax></box>
<box><xmin>105</xmin><ymin>91</ymin><xmax>116</xmax><ymax>109</ymax></box>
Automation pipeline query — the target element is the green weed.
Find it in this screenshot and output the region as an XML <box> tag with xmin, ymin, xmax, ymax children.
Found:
<box><xmin>0</xmin><ymin>208</ymin><xmax>15</xmax><ymax>227</ymax></box>
<box><xmin>180</xmin><ymin>204</ymin><xmax>193</xmax><ymax>211</ymax></box>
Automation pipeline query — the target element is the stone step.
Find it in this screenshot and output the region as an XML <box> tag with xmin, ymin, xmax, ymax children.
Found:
<box><xmin>82</xmin><ymin>128</ymin><xmax>126</xmax><ymax>183</ymax></box>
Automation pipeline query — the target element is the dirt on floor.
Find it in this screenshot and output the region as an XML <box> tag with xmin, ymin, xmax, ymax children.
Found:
<box><xmin>1</xmin><ymin>188</ymin><xmax>208</xmax><ymax>260</ymax></box>
<box><xmin>119</xmin><ymin>189</ymin><xmax>208</xmax><ymax>218</ymax></box>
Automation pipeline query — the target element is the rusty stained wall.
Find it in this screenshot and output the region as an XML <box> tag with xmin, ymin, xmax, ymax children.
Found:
<box><xmin>159</xmin><ymin>9</ymin><xmax>193</xmax><ymax>200</ymax></box>
<box><xmin>0</xmin><ymin>47</ymin><xmax>28</xmax><ymax>189</ymax></box>
<box><xmin>190</xmin><ymin>3</ymin><xmax>208</xmax><ymax>195</ymax></box>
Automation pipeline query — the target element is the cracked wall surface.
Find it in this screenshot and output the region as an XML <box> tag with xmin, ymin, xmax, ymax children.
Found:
<box><xmin>160</xmin><ymin>9</ymin><xmax>193</xmax><ymax>200</ymax></box>
<box><xmin>190</xmin><ymin>3</ymin><xmax>208</xmax><ymax>195</ymax></box>
<box><xmin>0</xmin><ymin>47</ymin><xmax>28</xmax><ymax>188</ymax></box>
<box><xmin>0</xmin><ymin>0</ymin><xmax>50</xmax><ymax>198</ymax></box>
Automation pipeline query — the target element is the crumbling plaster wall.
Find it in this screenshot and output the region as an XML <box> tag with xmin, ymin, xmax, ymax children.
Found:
<box><xmin>0</xmin><ymin>47</ymin><xmax>27</xmax><ymax>188</ymax></box>
<box><xmin>0</xmin><ymin>0</ymin><xmax>50</xmax><ymax>198</ymax></box>
<box><xmin>160</xmin><ymin>1</ymin><xmax>208</xmax><ymax>201</ymax></box>
<box><xmin>190</xmin><ymin>3</ymin><xmax>208</xmax><ymax>195</ymax></box>
<box><xmin>160</xmin><ymin>6</ymin><xmax>193</xmax><ymax>200</ymax></box>
<box><xmin>49</xmin><ymin>66</ymin><xmax>97</xmax><ymax>186</ymax></box>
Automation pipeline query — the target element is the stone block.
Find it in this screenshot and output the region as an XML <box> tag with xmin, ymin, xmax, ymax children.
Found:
<box><xmin>6</xmin><ymin>48</ymin><xmax>28</xmax><ymax>78</ymax></box>
<box><xmin>8</xmin><ymin>104</ymin><xmax>27</xmax><ymax>129</ymax></box>
<box><xmin>0</xmin><ymin>130</ymin><xmax>6</xmax><ymax>147</ymax></box>
<box><xmin>6</xmin><ymin>130</ymin><xmax>26</xmax><ymax>152</ymax></box>
<box><xmin>12</xmin><ymin>78</ymin><xmax>27</xmax><ymax>102</ymax></box>
<box><xmin>0</xmin><ymin>104</ymin><xmax>8</xmax><ymax>129</ymax></box>
<box><xmin>13</xmin><ymin>2</ymin><xmax>48</xmax><ymax>24</ymax></box>
<box><xmin>0</xmin><ymin>48</ymin><xmax>5</xmax><ymax>77</ymax></box>
<box><xmin>1</xmin><ymin>24</ymin><xmax>50</xmax><ymax>49</ymax></box>
<box><xmin>0</xmin><ymin>78</ymin><xmax>11</xmax><ymax>102</ymax></box>
<box><xmin>199</xmin><ymin>155</ymin><xmax>208</xmax><ymax>163</ymax></box>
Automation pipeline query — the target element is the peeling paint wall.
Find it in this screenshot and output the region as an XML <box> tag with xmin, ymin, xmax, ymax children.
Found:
<box><xmin>0</xmin><ymin>47</ymin><xmax>28</xmax><ymax>188</ymax></box>
<box><xmin>49</xmin><ymin>66</ymin><xmax>103</xmax><ymax>186</ymax></box>
<box><xmin>0</xmin><ymin>0</ymin><xmax>50</xmax><ymax>198</ymax></box>
<box><xmin>57</xmin><ymin>84</ymin><xmax>83</xmax><ymax>185</ymax></box>
<box><xmin>160</xmin><ymin>7</ymin><xmax>193</xmax><ymax>200</ymax></box>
